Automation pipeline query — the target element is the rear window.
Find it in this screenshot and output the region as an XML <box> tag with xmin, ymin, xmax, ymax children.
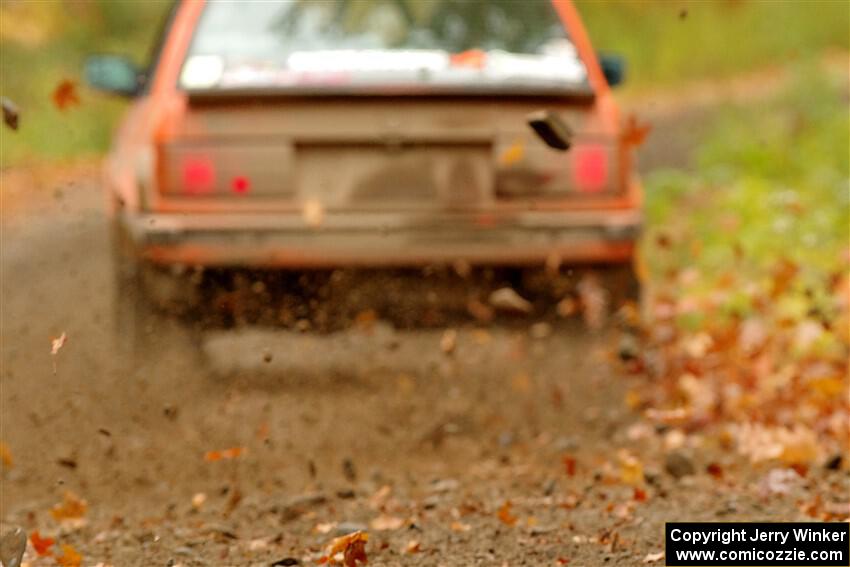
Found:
<box><xmin>179</xmin><ymin>0</ymin><xmax>588</xmax><ymax>93</ymax></box>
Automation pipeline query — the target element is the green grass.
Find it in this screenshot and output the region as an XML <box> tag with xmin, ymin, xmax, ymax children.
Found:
<box><xmin>0</xmin><ymin>0</ymin><xmax>171</xmax><ymax>167</ymax></box>
<box><xmin>1</xmin><ymin>0</ymin><xmax>847</xmax><ymax>166</ymax></box>
<box><xmin>577</xmin><ymin>0</ymin><xmax>849</xmax><ymax>91</ymax></box>
<box><xmin>642</xmin><ymin>66</ymin><xmax>849</xmax><ymax>325</ymax></box>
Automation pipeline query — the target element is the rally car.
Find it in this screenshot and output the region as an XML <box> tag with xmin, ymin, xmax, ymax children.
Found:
<box><xmin>85</xmin><ymin>0</ymin><xmax>641</xmax><ymax>353</ymax></box>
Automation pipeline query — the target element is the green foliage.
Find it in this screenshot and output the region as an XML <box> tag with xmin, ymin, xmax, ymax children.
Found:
<box><xmin>643</xmin><ymin>68</ymin><xmax>849</xmax><ymax>320</ymax></box>
<box><xmin>576</xmin><ymin>0</ymin><xmax>849</xmax><ymax>91</ymax></box>
<box><xmin>0</xmin><ymin>0</ymin><xmax>171</xmax><ymax>167</ymax></box>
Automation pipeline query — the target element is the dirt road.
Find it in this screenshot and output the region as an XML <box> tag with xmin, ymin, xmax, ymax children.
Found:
<box><xmin>1</xmin><ymin>98</ymin><xmax>844</xmax><ymax>566</ymax></box>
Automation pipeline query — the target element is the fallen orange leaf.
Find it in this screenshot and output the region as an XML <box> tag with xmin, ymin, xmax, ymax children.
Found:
<box><xmin>52</xmin><ymin>80</ymin><xmax>80</xmax><ymax>111</ymax></box>
<box><xmin>497</xmin><ymin>501</ymin><xmax>518</xmax><ymax>526</ymax></box>
<box><xmin>706</xmin><ymin>462</ymin><xmax>724</xmax><ymax>480</ymax></box>
<box><xmin>450</xmin><ymin>521</ymin><xmax>471</xmax><ymax>532</ymax></box>
<box><xmin>50</xmin><ymin>491</ymin><xmax>87</xmax><ymax>521</ymax></box>
<box><xmin>618</xmin><ymin>451</ymin><xmax>645</xmax><ymax>486</ymax></box>
<box><xmin>404</xmin><ymin>539</ymin><xmax>421</xmax><ymax>554</ymax></box>
<box><xmin>0</xmin><ymin>441</ymin><xmax>12</xmax><ymax>468</ymax></box>
<box><xmin>621</xmin><ymin>114</ymin><xmax>652</xmax><ymax>149</ymax></box>
<box><xmin>322</xmin><ymin>530</ymin><xmax>368</xmax><ymax>567</ymax></box>
<box><xmin>29</xmin><ymin>530</ymin><xmax>55</xmax><ymax>556</ymax></box>
<box><xmin>204</xmin><ymin>446</ymin><xmax>245</xmax><ymax>462</ymax></box>
<box><xmin>55</xmin><ymin>544</ymin><xmax>82</xmax><ymax>567</ymax></box>
<box><xmin>562</xmin><ymin>455</ymin><xmax>577</xmax><ymax>477</ymax></box>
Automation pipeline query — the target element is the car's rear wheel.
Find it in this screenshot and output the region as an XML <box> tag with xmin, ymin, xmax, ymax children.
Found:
<box><xmin>111</xmin><ymin>222</ymin><xmax>203</xmax><ymax>371</ymax></box>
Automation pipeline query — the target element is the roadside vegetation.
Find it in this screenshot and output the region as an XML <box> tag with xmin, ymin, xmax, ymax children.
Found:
<box><xmin>635</xmin><ymin>67</ymin><xmax>848</xmax><ymax>471</ymax></box>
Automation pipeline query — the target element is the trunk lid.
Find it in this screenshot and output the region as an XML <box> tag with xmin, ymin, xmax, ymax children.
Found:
<box><xmin>156</xmin><ymin>97</ymin><xmax>619</xmax><ymax>211</ymax></box>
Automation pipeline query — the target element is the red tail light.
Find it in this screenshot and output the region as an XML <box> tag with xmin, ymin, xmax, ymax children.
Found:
<box><xmin>573</xmin><ymin>145</ymin><xmax>607</xmax><ymax>193</ymax></box>
<box><xmin>182</xmin><ymin>156</ymin><xmax>215</xmax><ymax>194</ymax></box>
<box><xmin>231</xmin><ymin>175</ymin><xmax>251</xmax><ymax>194</ymax></box>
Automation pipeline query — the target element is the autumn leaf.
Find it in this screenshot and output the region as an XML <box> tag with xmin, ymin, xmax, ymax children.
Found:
<box><xmin>50</xmin><ymin>491</ymin><xmax>87</xmax><ymax>521</ymax></box>
<box><xmin>404</xmin><ymin>539</ymin><xmax>421</xmax><ymax>554</ymax></box>
<box><xmin>55</xmin><ymin>544</ymin><xmax>82</xmax><ymax>567</ymax></box>
<box><xmin>51</xmin><ymin>332</ymin><xmax>67</xmax><ymax>355</ymax></box>
<box><xmin>0</xmin><ymin>441</ymin><xmax>12</xmax><ymax>468</ymax></box>
<box><xmin>203</xmin><ymin>446</ymin><xmax>245</xmax><ymax>462</ymax></box>
<box><xmin>770</xmin><ymin>258</ymin><xmax>798</xmax><ymax>299</ymax></box>
<box><xmin>621</xmin><ymin>114</ymin><xmax>652</xmax><ymax>149</ymax></box>
<box><xmin>497</xmin><ymin>501</ymin><xmax>518</xmax><ymax>526</ymax></box>
<box><xmin>29</xmin><ymin>530</ymin><xmax>55</xmax><ymax>556</ymax></box>
<box><xmin>706</xmin><ymin>463</ymin><xmax>724</xmax><ymax>480</ymax></box>
<box><xmin>618</xmin><ymin>451</ymin><xmax>645</xmax><ymax>486</ymax></box>
<box><xmin>50</xmin><ymin>332</ymin><xmax>68</xmax><ymax>373</ymax></box>
<box><xmin>322</xmin><ymin>530</ymin><xmax>368</xmax><ymax>567</ymax></box>
<box><xmin>562</xmin><ymin>455</ymin><xmax>577</xmax><ymax>477</ymax></box>
<box><xmin>52</xmin><ymin>80</ymin><xmax>80</xmax><ymax>111</ymax></box>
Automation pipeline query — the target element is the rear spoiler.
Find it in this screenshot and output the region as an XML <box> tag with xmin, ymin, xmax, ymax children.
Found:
<box><xmin>183</xmin><ymin>83</ymin><xmax>596</xmax><ymax>104</ymax></box>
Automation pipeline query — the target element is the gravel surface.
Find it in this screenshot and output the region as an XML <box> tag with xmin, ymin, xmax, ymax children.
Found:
<box><xmin>2</xmin><ymin>113</ymin><xmax>846</xmax><ymax>566</ymax></box>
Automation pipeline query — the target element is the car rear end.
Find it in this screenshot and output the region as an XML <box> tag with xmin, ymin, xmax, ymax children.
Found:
<box><xmin>104</xmin><ymin>0</ymin><xmax>642</xmax><ymax>331</ymax></box>
<box><xmin>142</xmin><ymin>94</ymin><xmax>639</xmax><ymax>267</ymax></box>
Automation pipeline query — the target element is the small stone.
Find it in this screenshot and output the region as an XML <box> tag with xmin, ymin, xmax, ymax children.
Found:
<box><xmin>0</xmin><ymin>527</ymin><xmax>26</xmax><ymax>567</ymax></box>
<box><xmin>285</xmin><ymin>493</ymin><xmax>326</xmax><ymax>508</ymax></box>
<box><xmin>715</xmin><ymin>501</ymin><xmax>737</xmax><ymax>516</ymax></box>
<box><xmin>554</xmin><ymin>436</ymin><xmax>579</xmax><ymax>452</ymax></box>
<box><xmin>429</xmin><ymin>478</ymin><xmax>459</xmax><ymax>493</ymax></box>
<box><xmin>335</xmin><ymin>522</ymin><xmax>368</xmax><ymax>536</ymax></box>
<box><xmin>422</xmin><ymin>495</ymin><xmax>440</xmax><ymax>509</ymax></box>
<box><xmin>618</xmin><ymin>333</ymin><xmax>640</xmax><ymax>362</ymax></box>
<box><xmin>825</xmin><ymin>453</ymin><xmax>842</xmax><ymax>471</ymax></box>
<box><xmin>342</xmin><ymin>458</ymin><xmax>357</xmax><ymax>482</ymax></box>
<box><xmin>530</xmin><ymin>322</ymin><xmax>552</xmax><ymax>339</ymax></box>
<box><xmin>1</xmin><ymin>97</ymin><xmax>19</xmax><ymax>131</ymax></box>
<box><xmin>530</xmin><ymin>525</ymin><xmax>555</xmax><ymax>536</ymax></box>
<box><xmin>336</xmin><ymin>489</ymin><xmax>356</xmax><ymax>499</ymax></box>
<box><xmin>498</xmin><ymin>431</ymin><xmax>514</xmax><ymax>448</ymax></box>
<box><xmin>556</xmin><ymin>297</ymin><xmax>578</xmax><ymax>318</ymax></box>
<box><xmin>271</xmin><ymin>558</ymin><xmax>300</xmax><ymax>566</ymax></box>
<box><xmin>440</xmin><ymin>329</ymin><xmax>457</xmax><ymax>355</ymax></box>
<box><xmin>277</xmin><ymin>493</ymin><xmax>326</xmax><ymax>522</ymax></box>
<box><xmin>489</xmin><ymin>287</ymin><xmax>533</xmax><ymax>314</ymax></box>
<box><xmin>191</xmin><ymin>492</ymin><xmax>207</xmax><ymax>509</ymax></box>
<box><xmin>664</xmin><ymin>451</ymin><xmax>696</xmax><ymax>479</ymax></box>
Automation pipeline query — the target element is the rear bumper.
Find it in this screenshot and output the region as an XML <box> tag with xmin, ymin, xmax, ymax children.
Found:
<box><xmin>125</xmin><ymin>209</ymin><xmax>641</xmax><ymax>268</ymax></box>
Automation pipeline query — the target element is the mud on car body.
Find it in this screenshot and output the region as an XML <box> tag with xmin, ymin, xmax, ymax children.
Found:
<box><xmin>85</xmin><ymin>0</ymin><xmax>642</xmax><ymax>353</ymax></box>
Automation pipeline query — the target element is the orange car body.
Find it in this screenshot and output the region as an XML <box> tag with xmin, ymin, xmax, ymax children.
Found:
<box><xmin>101</xmin><ymin>0</ymin><xmax>641</xmax><ymax>269</ymax></box>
